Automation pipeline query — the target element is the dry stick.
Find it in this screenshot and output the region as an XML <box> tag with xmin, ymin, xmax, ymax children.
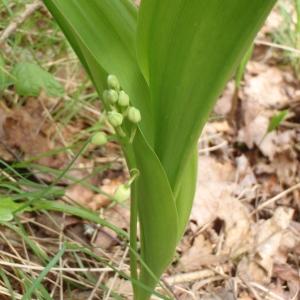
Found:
<box><xmin>0</xmin><ymin>261</ymin><xmax>116</xmax><ymax>273</ymax></box>
<box><xmin>59</xmin><ymin>214</ymin><xmax>65</xmax><ymax>300</ymax></box>
<box><xmin>87</xmin><ymin>272</ymin><xmax>106</xmax><ymax>300</ymax></box>
<box><xmin>255</xmin><ymin>39</ymin><xmax>300</xmax><ymax>56</ymax></box>
<box><xmin>240</xmin><ymin>277</ymin><xmax>264</xmax><ymax>300</ymax></box>
<box><xmin>104</xmin><ymin>247</ymin><xmax>129</xmax><ymax>300</ymax></box>
<box><xmin>249</xmin><ymin>282</ymin><xmax>286</xmax><ymax>300</ymax></box>
<box><xmin>164</xmin><ymin>270</ymin><xmax>215</xmax><ymax>285</ymax></box>
<box><xmin>198</xmin><ymin>140</ymin><xmax>228</xmax><ymax>154</ymax></box>
<box><xmin>0</xmin><ymin>1</ymin><xmax>43</xmax><ymax>45</ymax></box>
<box><xmin>251</xmin><ymin>182</ymin><xmax>300</xmax><ymax>215</ymax></box>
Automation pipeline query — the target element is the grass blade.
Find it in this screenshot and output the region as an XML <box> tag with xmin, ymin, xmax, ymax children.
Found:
<box><xmin>21</xmin><ymin>244</ymin><xmax>66</xmax><ymax>300</ymax></box>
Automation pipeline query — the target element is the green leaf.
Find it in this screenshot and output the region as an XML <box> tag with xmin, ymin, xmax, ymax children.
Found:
<box><xmin>174</xmin><ymin>146</ymin><xmax>198</xmax><ymax>241</ymax></box>
<box><xmin>0</xmin><ymin>198</ymin><xmax>27</xmax><ymax>222</ymax></box>
<box><xmin>12</xmin><ymin>62</ymin><xmax>64</xmax><ymax>97</ymax></box>
<box><xmin>131</xmin><ymin>131</ymin><xmax>178</xmax><ymax>298</ymax></box>
<box><xmin>137</xmin><ymin>0</ymin><xmax>277</xmax><ymax>191</ymax></box>
<box><xmin>0</xmin><ymin>54</ymin><xmax>11</xmax><ymax>92</ymax></box>
<box><xmin>267</xmin><ymin>110</ymin><xmax>289</xmax><ymax>133</ymax></box>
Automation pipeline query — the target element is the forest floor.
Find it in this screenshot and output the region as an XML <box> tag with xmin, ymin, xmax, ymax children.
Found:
<box><xmin>0</xmin><ymin>1</ymin><xmax>299</xmax><ymax>299</ymax></box>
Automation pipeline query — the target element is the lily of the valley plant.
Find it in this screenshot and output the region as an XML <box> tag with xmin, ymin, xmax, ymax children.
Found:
<box><xmin>43</xmin><ymin>1</ymin><xmax>276</xmax><ymax>299</ymax></box>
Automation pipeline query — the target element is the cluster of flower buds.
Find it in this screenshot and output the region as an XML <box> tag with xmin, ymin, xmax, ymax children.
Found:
<box><xmin>91</xmin><ymin>75</ymin><xmax>141</xmax><ymax>147</ymax></box>
<box><xmin>103</xmin><ymin>75</ymin><xmax>141</xmax><ymax>132</ymax></box>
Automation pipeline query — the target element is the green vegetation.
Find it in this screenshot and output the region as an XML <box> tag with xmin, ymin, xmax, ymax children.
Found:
<box><xmin>42</xmin><ymin>0</ymin><xmax>276</xmax><ymax>299</ymax></box>
<box><xmin>0</xmin><ymin>0</ymin><xmax>281</xmax><ymax>299</ymax></box>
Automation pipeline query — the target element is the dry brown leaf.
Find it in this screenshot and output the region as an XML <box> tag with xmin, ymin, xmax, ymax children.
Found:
<box><xmin>94</xmin><ymin>204</ymin><xmax>130</xmax><ymax>250</ymax></box>
<box><xmin>178</xmin><ymin>234</ymin><xmax>216</xmax><ymax>272</ymax></box>
<box><xmin>254</xmin><ymin>207</ymin><xmax>294</xmax><ymax>277</ymax></box>
<box><xmin>214</xmin><ymin>81</ymin><xmax>235</xmax><ymax>116</ymax></box>
<box><xmin>0</xmin><ymin>99</ymin><xmax>67</xmax><ymax>167</ymax></box>
<box><xmin>244</xmin><ymin>62</ymin><xmax>289</xmax><ymax>108</ymax></box>
<box><xmin>65</xmin><ymin>184</ymin><xmax>94</xmax><ymax>207</ymax></box>
<box><xmin>192</xmin><ymin>156</ymin><xmax>252</xmax><ymax>256</ymax></box>
<box><xmin>273</xmin><ymin>264</ymin><xmax>300</xmax><ymax>283</ymax></box>
<box><xmin>235</xmin><ymin>155</ymin><xmax>257</xmax><ymax>199</ymax></box>
<box><xmin>237</xmin><ymin>114</ymin><xmax>274</xmax><ymax>152</ymax></box>
<box><xmin>65</xmin><ymin>179</ymin><xmax>123</xmax><ymax>210</ymax></box>
<box><xmin>237</xmin><ymin>256</ymin><xmax>267</xmax><ymax>283</ymax></box>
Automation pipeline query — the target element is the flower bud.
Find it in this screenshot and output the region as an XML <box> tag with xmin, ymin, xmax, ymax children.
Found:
<box><xmin>107</xmin><ymin>74</ymin><xmax>120</xmax><ymax>90</ymax></box>
<box><xmin>91</xmin><ymin>132</ymin><xmax>107</xmax><ymax>146</ymax></box>
<box><xmin>118</xmin><ymin>91</ymin><xmax>130</xmax><ymax>107</ymax></box>
<box><xmin>114</xmin><ymin>184</ymin><xmax>130</xmax><ymax>203</ymax></box>
<box><xmin>106</xmin><ymin>89</ymin><xmax>118</xmax><ymax>104</ymax></box>
<box><xmin>127</xmin><ymin>106</ymin><xmax>141</xmax><ymax>124</ymax></box>
<box><xmin>108</xmin><ymin>111</ymin><xmax>123</xmax><ymax>127</ymax></box>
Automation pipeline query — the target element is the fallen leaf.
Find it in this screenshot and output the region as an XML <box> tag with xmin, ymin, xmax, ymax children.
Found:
<box><xmin>1</xmin><ymin>100</ymin><xmax>67</xmax><ymax>168</ymax></box>
<box><xmin>65</xmin><ymin>184</ymin><xmax>94</xmax><ymax>208</ymax></box>
<box><xmin>214</xmin><ymin>81</ymin><xmax>235</xmax><ymax>116</ymax></box>
<box><xmin>244</xmin><ymin>62</ymin><xmax>289</xmax><ymax>108</ymax></box>
<box><xmin>178</xmin><ymin>234</ymin><xmax>218</xmax><ymax>272</ymax></box>
<box><xmin>254</xmin><ymin>207</ymin><xmax>294</xmax><ymax>277</ymax></box>
<box><xmin>192</xmin><ymin>156</ymin><xmax>252</xmax><ymax>256</ymax></box>
<box><xmin>273</xmin><ymin>264</ymin><xmax>300</xmax><ymax>283</ymax></box>
<box><xmin>94</xmin><ymin>204</ymin><xmax>130</xmax><ymax>250</ymax></box>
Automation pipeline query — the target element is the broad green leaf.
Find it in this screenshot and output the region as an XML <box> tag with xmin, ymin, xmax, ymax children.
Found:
<box><xmin>137</xmin><ymin>0</ymin><xmax>277</xmax><ymax>191</ymax></box>
<box><xmin>12</xmin><ymin>62</ymin><xmax>64</xmax><ymax>97</ymax></box>
<box><xmin>132</xmin><ymin>131</ymin><xmax>178</xmax><ymax>298</ymax></box>
<box><xmin>42</xmin><ymin>1</ymin><xmax>179</xmax><ymax>296</ymax></box>
<box><xmin>174</xmin><ymin>146</ymin><xmax>198</xmax><ymax>240</ymax></box>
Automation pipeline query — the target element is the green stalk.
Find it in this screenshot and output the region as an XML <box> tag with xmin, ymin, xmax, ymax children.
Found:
<box><xmin>130</xmin><ymin>183</ymin><xmax>139</xmax><ymax>298</ymax></box>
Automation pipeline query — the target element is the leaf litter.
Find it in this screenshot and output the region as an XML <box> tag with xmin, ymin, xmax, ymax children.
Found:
<box><xmin>0</xmin><ymin>2</ymin><xmax>300</xmax><ymax>299</ymax></box>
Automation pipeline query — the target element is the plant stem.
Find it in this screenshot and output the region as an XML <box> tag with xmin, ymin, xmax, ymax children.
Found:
<box><xmin>123</xmin><ymin>144</ymin><xmax>140</xmax><ymax>298</ymax></box>
<box><xmin>130</xmin><ymin>181</ymin><xmax>139</xmax><ymax>299</ymax></box>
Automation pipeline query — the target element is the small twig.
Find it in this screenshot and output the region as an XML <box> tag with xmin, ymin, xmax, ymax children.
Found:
<box><xmin>198</xmin><ymin>140</ymin><xmax>227</xmax><ymax>154</ymax></box>
<box><xmin>255</xmin><ymin>39</ymin><xmax>300</xmax><ymax>56</ymax></box>
<box><xmin>104</xmin><ymin>247</ymin><xmax>129</xmax><ymax>300</ymax></box>
<box><xmin>251</xmin><ymin>182</ymin><xmax>300</xmax><ymax>215</ymax></box>
<box><xmin>0</xmin><ymin>1</ymin><xmax>43</xmax><ymax>45</ymax></box>
<box><xmin>164</xmin><ymin>270</ymin><xmax>215</xmax><ymax>285</ymax></box>
<box><xmin>0</xmin><ymin>261</ymin><xmax>118</xmax><ymax>273</ymax></box>
<box><xmin>250</xmin><ymin>282</ymin><xmax>286</xmax><ymax>300</ymax></box>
